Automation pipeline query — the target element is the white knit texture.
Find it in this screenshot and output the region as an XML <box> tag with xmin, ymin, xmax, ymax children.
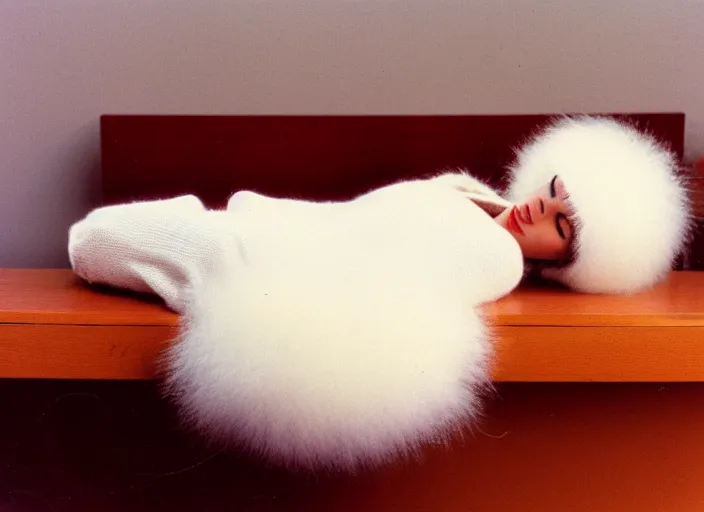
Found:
<box><xmin>69</xmin><ymin>174</ymin><xmax>525</xmax><ymax>472</ymax></box>
<box><xmin>68</xmin><ymin>195</ymin><xmax>234</xmax><ymax>313</ymax></box>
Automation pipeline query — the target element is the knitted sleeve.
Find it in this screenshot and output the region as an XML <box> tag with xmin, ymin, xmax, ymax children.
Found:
<box><xmin>68</xmin><ymin>195</ymin><xmax>229</xmax><ymax>314</ymax></box>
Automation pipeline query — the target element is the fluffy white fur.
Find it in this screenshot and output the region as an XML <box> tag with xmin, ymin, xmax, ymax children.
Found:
<box><xmin>505</xmin><ymin>116</ymin><xmax>692</xmax><ymax>294</ymax></box>
<box><xmin>162</xmin><ymin>176</ymin><xmax>524</xmax><ymax>471</ymax></box>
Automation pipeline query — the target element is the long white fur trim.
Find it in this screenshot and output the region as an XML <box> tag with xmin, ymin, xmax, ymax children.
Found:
<box><xmin>505</xmin><ymin>116</ymin><xmax>692</xmax><ymax>294</ymax></box>
<box><xmin>162</xmin><ymin>178</ymin><xmax>523</xmax><ymax>471</ymax></box>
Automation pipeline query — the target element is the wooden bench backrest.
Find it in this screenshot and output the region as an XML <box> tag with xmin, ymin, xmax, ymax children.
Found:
<box><xmin>100</xmin><ymin>113</ymin><xmax>699</xmax><ymax>266</ymax></box>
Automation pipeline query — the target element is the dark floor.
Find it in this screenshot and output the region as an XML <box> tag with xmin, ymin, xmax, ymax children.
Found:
<box><xmin>0</xmin><ymin>378</ymin><xmax>289</xmax><ymax>512</ymax></box>
<box><xmin>2</xmin><ymin>379</ymin><xmax>704</xmax><ymax>512</ymax></box>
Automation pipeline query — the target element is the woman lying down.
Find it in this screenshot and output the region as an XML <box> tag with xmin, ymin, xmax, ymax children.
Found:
<box><xmin>68</xmin><ymin>116</ymin><xmax>691</xmax><ymax>472</ymax></box>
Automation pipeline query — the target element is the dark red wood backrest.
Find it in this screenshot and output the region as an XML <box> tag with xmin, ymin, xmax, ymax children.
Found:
<box><xmin>100</xmin><ymin>113</ymin><xmax>701</xmax><ymax>268</ymax></box>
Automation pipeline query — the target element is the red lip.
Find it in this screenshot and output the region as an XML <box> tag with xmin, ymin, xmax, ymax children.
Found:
<box><xmin>516</xmin><ymin>205</ymin><xmax>533</xmax><ymax>225</ymax></box>
<box><xmin>507</xmin><ymin>206</ymin><xmax>525</xmax><ymax>236</ymax></box>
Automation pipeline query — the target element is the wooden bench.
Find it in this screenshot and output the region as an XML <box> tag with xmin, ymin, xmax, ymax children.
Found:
<box><xmin>2</xmin><ymin>113</ymin><xmax>703</xmax><ymax>511</ymax></box>
<box><xmin>2</xmin><ymin>268</ymin><xmax>704</xmax><ymax>382</ymax></box>
<box><xmin>2</xmin><ymin>112</ymin><xmax>700</xmax><ymax>383</ymax></box>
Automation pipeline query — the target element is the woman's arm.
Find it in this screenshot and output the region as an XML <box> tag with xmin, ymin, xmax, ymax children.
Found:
<box><xmin>68</xmin><ymin>195</ymin><xmax>231</xmax><ymax>314</ymax></box>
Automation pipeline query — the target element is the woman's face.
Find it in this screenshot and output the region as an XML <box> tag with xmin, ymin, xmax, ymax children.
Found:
<box><xmin>495</xmin><ymin>175</ymin><xmax>575</xmax><ymax>261</ymax></box>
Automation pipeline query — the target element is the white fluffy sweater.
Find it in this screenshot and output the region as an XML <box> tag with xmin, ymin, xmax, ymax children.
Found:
<box><xmin>68</xmin><ymin>173</ymin><xmax>523</xmax><ymax>471</ymax></box>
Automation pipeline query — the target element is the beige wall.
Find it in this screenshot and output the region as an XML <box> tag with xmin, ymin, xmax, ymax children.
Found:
<box><xmin>2</xmin><ymin>1</ymin><xmax>703</xmax><ymax>267</ymax></box>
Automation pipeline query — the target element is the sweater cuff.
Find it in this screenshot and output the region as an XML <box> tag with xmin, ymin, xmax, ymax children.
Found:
<box><xmin>68</xmin><ymin>195</ymin><xmax>223</xmax><ymax>313</ymax></box>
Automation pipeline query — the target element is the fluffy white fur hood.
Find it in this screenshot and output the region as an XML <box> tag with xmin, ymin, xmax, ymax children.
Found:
<box><xmin>163</xmin><ymin>177</ymin><xmax>524</xmax><ymax>472</ymax></box>
<box><xmin>505</xmin><ymin>116</ymin><xmax>692</xmax><ymax>294</ymax></box>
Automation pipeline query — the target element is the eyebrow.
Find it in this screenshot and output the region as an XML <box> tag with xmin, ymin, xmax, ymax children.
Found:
<box><xmin>549</xmin><ymin>175</ymin><xmax>558</xmax><ymax>197</ymax></box>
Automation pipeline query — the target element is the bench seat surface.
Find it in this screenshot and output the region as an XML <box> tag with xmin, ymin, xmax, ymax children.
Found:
<box><xmin>0</xmin><ymin>269</ymin><xmax>702</xmax><ymax>381</ymax></box>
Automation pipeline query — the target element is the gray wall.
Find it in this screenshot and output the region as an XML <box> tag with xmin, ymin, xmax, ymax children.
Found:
<box><xmin>2</xmin><ymin>1</ymin><xmax>703</xmax><ymax>267</ymax></box>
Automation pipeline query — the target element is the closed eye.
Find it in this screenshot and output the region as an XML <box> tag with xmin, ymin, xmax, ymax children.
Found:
<box><xmin>555</xmin><ymin>212</ymin><xmax>568</xmax><ymax>239</ymax></box>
